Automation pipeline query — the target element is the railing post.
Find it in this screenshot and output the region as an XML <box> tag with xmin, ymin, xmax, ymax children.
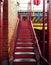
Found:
<box><xmin>42</xmin><ymin>0</ymin><xmax>45</xmax><ymax>57</ymax></box>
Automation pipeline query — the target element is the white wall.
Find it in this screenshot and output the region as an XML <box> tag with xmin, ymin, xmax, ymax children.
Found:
<box><xmin>19</xmin><ymin>0</ymin><xmax>47</xmax><ymax>12</ymax></box>
<box><xmin>8</xmin><ymin>0</ymin><xmax>18</xmax><ymax>44</ymax></box>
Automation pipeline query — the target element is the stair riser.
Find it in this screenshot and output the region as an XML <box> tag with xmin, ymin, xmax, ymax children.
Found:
<box><xmin>15</xmin><ymin>44</ymin><xmax>33</xmax><ymax>47</ymax></box>
<box><xmin>19</xmin><ymin>34</ymin><xmax>31</xmax><ymax>38</ymax></box>
<box><xmin>18</xmin><ymin>37</ymin><xmax>31</xmax><ymax>39</ymax></box>
<box><xmin>13</xmin><ymin>20</ymin><xmax>36</xmax><ymax>65</ymax></box>
<box><xmin>14</xmin><ymin>54</ymin><xmax>35</xmax><ymax>58</ymax></box>
<box><xmin>18</xmin><ymin>31</ymin><xmax>30</xmax><ymax>34</ymax></box>
<box><xmin>15</xmin><ymin>49</ymin><xmax>33</xmax><ymax>52</ymax></box>
<box><xmin>13</xmin><ymin>62</ymin><xmax>36</xmax><ymax>65</ymax></box>
<box><xmin>17</xmin><ymin>40</ymin><xmax>32</xmax><ymax>42</ymax></box>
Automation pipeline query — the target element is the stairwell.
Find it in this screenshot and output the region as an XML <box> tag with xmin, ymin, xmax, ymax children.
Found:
<box><xmin>12</xmin><ymin>19</ymin><xmax>38</xmax><ymax>65</ymax></box>
<box><xmin>9</xmin><ymin>17</ymin><xmax>49</xmax><ymax>65</ymax></box>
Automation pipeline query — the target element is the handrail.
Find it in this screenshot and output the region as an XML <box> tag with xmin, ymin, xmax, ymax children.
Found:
<box><xmin>30</xmin><ymin>21</ymin><xmax>49</xmax><ymax>64</ymax></box>
<box><xmin>9</xmin><ymin>18</ymin><xmax>19</xmax><ymax>59</ymax></box>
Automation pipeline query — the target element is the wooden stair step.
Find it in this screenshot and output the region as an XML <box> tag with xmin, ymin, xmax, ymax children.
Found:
<box><xmin>15</xmin><ymin>48</ymin><xmax>34</xmax><ymax>52</ymax></box>
<box><xmin>14</xmin><ymin>52</ymin><xmax>35</xmax><ymax>55</ymax></box>
<box><xmin>16</xmin><ymin>43</ymin><xmax>33</xmax><ymax>47</ymax></box>
<box><xmin>13</xmin><ymin>58</ymin><xmax>36</xmax><ymax>62</ymax></box>
<box><xmin>13</xmin><ymin>62</ymin><xmax>36</xmax><ymax>65</ymax></box>
<box><xmin>14</xmin><ymin>54</ymin><xmax>35</xmax><ymax>58</ymax></box>
<box><xmin>17</xmin><ymin>39</ymin><xmax>32</xmax><ymax>42</ymax></box>
<box><xmin>16</xmin><ymin>47</ymin><xmax>33</xmax><ymax>49</ymax></box>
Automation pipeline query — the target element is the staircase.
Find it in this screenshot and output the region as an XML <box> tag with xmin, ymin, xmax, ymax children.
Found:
<box><xmin>13</xmin><ymin>19</ymin><xmax>37</xmax><ymax>65</ymax></box>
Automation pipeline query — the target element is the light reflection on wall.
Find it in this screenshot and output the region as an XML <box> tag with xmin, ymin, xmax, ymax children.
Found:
<box><xmin>19</xmin><ymin>0</ymin><xmax>47</xmax><ymax>12</ymax></box>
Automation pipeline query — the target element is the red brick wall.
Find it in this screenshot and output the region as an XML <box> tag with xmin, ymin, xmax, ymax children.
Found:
<box><xmin>48</xmin><ymin>0</ymin><xmax>51</xmax><ymax>65</ymax></box>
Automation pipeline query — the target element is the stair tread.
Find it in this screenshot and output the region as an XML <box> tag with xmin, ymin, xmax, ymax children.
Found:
<box><xmin>18</xmin><ymin>34</ymin><xmax>31</xmax><ymax>35</ymax></box>
<box><xmin>13</xmin><ymin>20</ymin><xmax>37</xmax><ymax>65</ymax></box>
<box><xmin>18</xmin><ymin>38</ymin><xmax>32</xmax><ymax>40</ymax></box>
<box><xmin>14</xmin><ymin>58</ymin><xmax>36</xmax><ymax>62</ymax></box>
<box><xmin>16</xmin><ymin>47</ymin><xmax>34</xmax><ymax>49</ymax></box>
<box><xmin>14</xmin><ymin>52</ymin><xmax>35</xmax><ymax>54</ymax></box>
<box><xmin>16</xmin><ymin>42</ymin><xmax>33</xmax><ymax>44</ymax></box>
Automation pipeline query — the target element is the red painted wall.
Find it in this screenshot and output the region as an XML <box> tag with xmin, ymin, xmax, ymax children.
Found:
<box><xmin>0</xmin><ymin>1</ymin><xmax>1</xmax><ymax>62</ymax></box>
<box><xmin>48</xmin><ymin>0</ymin><xmax>51</xmax><ymax>65</ymax></box>
<box><xmin>0</xmin><ymin>1</ymin><xmax>2</xmax><ymax>65</ymax></box>
<box><xmin>3</xmin><ymin>0</ymin><xmax>9</xmax><ymax>63</ymax></box>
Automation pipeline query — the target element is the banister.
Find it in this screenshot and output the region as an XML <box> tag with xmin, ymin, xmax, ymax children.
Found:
<box><xmin>30</xmin><ymin>21</ymin><xmax>49</xmax><ymax>64</ymax></box>
<box><xmin>9</xmin><ymin>18</ymin><xmax>19</xmax><ymax>59</ymax></box>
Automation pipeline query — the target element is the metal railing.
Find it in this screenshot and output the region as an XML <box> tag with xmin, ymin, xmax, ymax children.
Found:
<box><xmin>30</xmin><ymin>21</ymin><xmax>49</xmax><ymax>65</ymax></box>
